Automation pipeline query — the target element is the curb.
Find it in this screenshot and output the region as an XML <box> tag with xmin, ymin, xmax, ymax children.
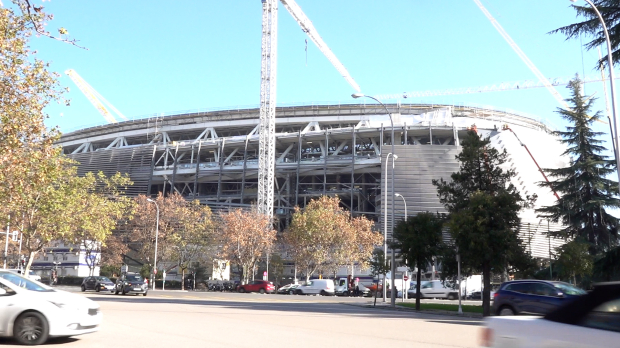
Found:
<box><xmin>340</xmin><ymin>302</ymin><xmax>484</xmax><ymax>319</ymax></box>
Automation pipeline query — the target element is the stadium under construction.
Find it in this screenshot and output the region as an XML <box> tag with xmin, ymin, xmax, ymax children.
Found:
<box><xmin>58</xmin><ymin>103</ymin><xmax>568</xmax><ymax>260</ymax></box>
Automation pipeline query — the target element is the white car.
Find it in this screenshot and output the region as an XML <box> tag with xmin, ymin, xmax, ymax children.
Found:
<box><xmin>480</xmin><ymin>282</ymin><xmax>620</xmax><ymax>347</ymax></box>
<box><xmin>0</xmin><ymin>270</ymin><xmax>102</xmax><ymax>345</ymax></box>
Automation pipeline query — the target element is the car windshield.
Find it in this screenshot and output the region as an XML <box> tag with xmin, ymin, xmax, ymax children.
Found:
<box><xmin>96</xmin><ymin>276</ymin><xmax>111</xmax><ymax>282</ymax></box>
<box><xmin>126</xmin><ymin>274</ymin><xmax>143</xmax><ymax>282</ymax></box>
<box><xmin>553</xmin><ymin>282</ymin><xmax>587</xmax><ymax>295</ymax></box>
<box><xmin>0</xmin><ymin>271</ymin><xmax>52</xmax><ymax>292</ymax></box>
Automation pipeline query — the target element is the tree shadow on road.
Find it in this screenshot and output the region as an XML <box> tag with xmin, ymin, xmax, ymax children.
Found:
<box><xmin>89</xmin><ymin>296</ymin><xmax>483</xmax><ymax>325</ymax></box>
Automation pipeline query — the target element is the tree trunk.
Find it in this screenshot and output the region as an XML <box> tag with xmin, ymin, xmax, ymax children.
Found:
<box><xmin>24</xmin><ymin>251</ymin><xmax>36</xmax><ymax>274</ymax></box>
<box><xmin>482</xmin><ymin>261</ymin><xmax>491</xmax><ymax>317</ymax></box>
<box><xmin>415</xmin><ymin>260</ymin><xmax>422</xmax><ymax>311</ymax></box>
<box><xmin>181</xmin><ymin>268</ymin><xmax>185</xmax><ymax>291</ymax></box>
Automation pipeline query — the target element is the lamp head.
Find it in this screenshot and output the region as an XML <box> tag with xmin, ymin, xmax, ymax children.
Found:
<box><xmin>393</xmin><ymin>154</ymin><xmax>398</xmax><ymax>160</ymax></box>
<box><xmin>147</xmin><ymin>198</ymin><xmax>154</xmax><ymax>202</ymax></box>
<box><xmin>395</xmin><ymin>193</ymin><xmax>403</xmax><ymax>198</ymax></box>
<box><xmin>351</xmin><ymin>93</ymin><xmax>365</xmax><ymax>99</ymax></box>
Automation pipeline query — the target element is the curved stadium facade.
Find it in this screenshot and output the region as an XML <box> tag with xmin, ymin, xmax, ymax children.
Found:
<box><xmin>58</xmin><ymin>103</ymin><xmax>567</xmax><ymax>260</ymax></box>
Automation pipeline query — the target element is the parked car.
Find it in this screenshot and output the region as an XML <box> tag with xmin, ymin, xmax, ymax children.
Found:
<box><xmin>238</xmin><ymin>280</ymin><xmax>275</xmax><ymax>294</ymax></box>
<box><xmin>296</xmin><ymin>279</ymin><xmax>335</xmax><ymax>296</ymax></box>
<box><xmin>405</xmin><ymin>281</ymin><xmax>429</xmax><ymax>299</ymax></box>
<box><xmin>81</xmin><ymin>276</ymin><xmax>115</xmax><ymax>293</ymax></box>
<box><xmin>481</xmin><ymin>282</ymin><xmax>620</xmax><ymax>347</ymax></box>
<box><xmin>7</xmin><ymin>269</ymin><xmax>41</xmax><ymax>282</ymax></box>
<box><xmin>492</xmin><ymin>280</ymin><xmax>586</xmax><ymax>316</ymax></box>
<box><xmin>277</xmin><ymin>283</ymin><xmax>301</xmax><ymax>294</ymax></box>
<box><xmin>114</xmin><ymin>273</ymin><xmax>148</xmax><ymax>296</ymax></box>
<box><xmin>0</xmin><ymin>270</ymin><xmax>102</xmax><ymax>345</ymax></box>
<box><xmin>412</xmin><ymin>280</ymin><xmax>459</xmax><ymax>300</ymax></box>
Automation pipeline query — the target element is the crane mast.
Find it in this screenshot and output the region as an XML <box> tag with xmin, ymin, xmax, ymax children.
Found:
<box><xmin>257</xmin><ymin>0</ymin><xmax>278</xmax><ymax>216</ymax></box>
<box><xmin>257</xmin><ymin>0</ymin><xmax>361</xmax><ymax>216</ymax></box>
<box><xmin>65</xmin><ymin>69</ymin><xmax>127</xmax><ymax>124</ymax></box>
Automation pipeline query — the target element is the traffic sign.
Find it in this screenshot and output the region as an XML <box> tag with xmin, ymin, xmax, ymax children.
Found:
<box><xmin>404</xmin><ymin>275</ymin><xmax>409</xmax><ymax>281</ymax></box>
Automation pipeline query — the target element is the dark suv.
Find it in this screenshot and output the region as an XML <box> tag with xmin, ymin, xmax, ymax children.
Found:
<box><xmin>493</xmin><ymin>280</ymin><xmax>586</xmax><ymax>316</ymax></box>
<box><xmin>115</xmin><ymin>273</ymin><xmax>148</xmax><ymax>296</ymax></box>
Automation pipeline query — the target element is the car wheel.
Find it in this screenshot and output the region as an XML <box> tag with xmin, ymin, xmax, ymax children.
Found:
<box><xmin>95</xmin><ymin>286</ymin><xmax>100</xmax><ymax>293</ymax></box>
<box><xmin>122</xmin><ymin>288</ymin><xmax>126</xmax><ymax>295</ymax></box>
<box><xmin>114</xmin><ymin>288</ymin><xmax>119</xmax><ymax>295</ymax></box>
<box><xmin>289</xmin><ymin>289</ymin><xmax>294</xmax><ymax>295</ymax></box>
<box><xmin>320</xmin><ymin>290</ymin><xmax>327</xmax><ymax>296</ymax></box>
<box><xmin>343</xmin><ymin>290</ymin><xmax>349</xmax><ymax>297</ymax></box>
<box><xmin>239</xmin><ymin>288</ymin><xmax>245</xmax><ymax>293</ymax></box>
<box><xmin>447</xmin><ymin>293</ymin><xmax>456</xmax><ymax>300</ymax></box>
<box><xmin>143</xmin><ymin>292</ymin><xmax>147</xmax><ymax>297</ymax></box>
<box><xmin>499</xmin><ymin>306</ymin><xmax>515</xmax><ymax>316</ymax></box>
<box><xmin>81</xmin><ymin>285</ymin><xmax>86</xmax><ymax>292</ymax></box>
<box><xmin>259</xmin><ymin>288</ymin><xmax>266</xmax><ymax>294</ymax></box>
<box><xmin>13</xmin><ymin>311</ymin><xmax>49</xmax><ymax>346</ymax></box>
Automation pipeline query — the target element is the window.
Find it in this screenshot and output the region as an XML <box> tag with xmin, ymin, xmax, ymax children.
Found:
<box><xmin>43</xmin><ymin>256</ymin><xmax>48</xmax><ymax>261</ymax></box>
<box><xmin>0</xmin><ymin>272</ymin><xmax>51</xmax><ymax>292</ymax></box>
<box><xmin>553</xmin><ymin>282</ymin><xmax>587</xmax><ymax>296</ymax></box>
<box><xmin>532</xmin><ymin>283</ymin><xmax>558</xmax><ymax>297</ymax></box>
<box><xmin>506</xmin><ymin>283</ymin><xmax>534</xmax><ymax>294</ymax></box>
<box><xmin>0</xmin><ymin>282</ymin><xmax>16</xmax><ymax>296</ymax></box>
<box><xmin>581</xmin><ymin>298</ymin><xmax>620</xmax><ymax>333</ymax></box>
<box><xmin>126</xmin><ymin>274</ymin><xmax>143</xmax><ymax>282</ymax></box>
<box><xmin>62</xmin><ymin>253</ymin><xmax>68</xmax><ymax>261</ymax></box>
<box><xmin>422</xmin><ymin>282</ymin><xmax>433</xmax><ymax>289</ymax></box>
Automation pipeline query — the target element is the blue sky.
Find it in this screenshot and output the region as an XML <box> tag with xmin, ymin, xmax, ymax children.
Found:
<box><xmin>24</xmin><ymin>0</ymin><xmax>616</xmax><ymax>142</ymax></box>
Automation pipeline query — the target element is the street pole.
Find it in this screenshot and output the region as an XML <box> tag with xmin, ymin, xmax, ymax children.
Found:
<box><xmin>457</xmin><ymin>250</ymin><xmax>463</xmax><ymax>315</ymax></box>
<box><xmin>4</xmin><ymin>216</ymin><xmax>10</xmax><ymax>269</ymax></box>
<box><xmin>352</xmin><ymin>93</ymin><xmax>398</xmax><ymax>306</ymax></box>
<box><xmin>382</xmin><ymin>152</ymin><xmax>394</xmax><ymax>302</ymax></box>
<box><xmin>575</xmin><ymin>0</ymin><xmax>620</xmax><ymax>193</ymax></box>
<box><xmin>147</xmin><ymin>199</ymin><xmax>160</xmax><ymax>291</ymax></box>
<box><xmin>395</xmin><ymin>193</ymin><xmax>407</xmax><ymax>303</ymax></box>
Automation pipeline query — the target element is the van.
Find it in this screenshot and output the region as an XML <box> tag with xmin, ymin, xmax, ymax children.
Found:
<box><xmin>417</xmin><ymin>280</ymin><xmax>459</xmax><ymax>300</ymax></box>
<box><xmin>335</xmin><ymin>277</ymin><xmax>370</xmax><ymax>296</ymax></box>
<box><xmin>296</xmin><ymin>279</ymin><xmax>335</xmax><ymax>296</ymax></box>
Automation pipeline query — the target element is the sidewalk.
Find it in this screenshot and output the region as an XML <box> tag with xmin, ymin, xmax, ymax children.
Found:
<box><xmin>342</xmin><ymin>300</ymin><xmax>484</xmax><ymax>318</ymax></box>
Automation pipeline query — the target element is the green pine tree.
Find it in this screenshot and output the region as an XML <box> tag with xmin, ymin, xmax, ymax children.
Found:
<box><xmin>536</xmin><ymin>78</ymin><xmax>619</xmax><ymax>255</ymax></box>
<box><xmin>433</xmin><ymin>130</ymin><xmax>533</xmax><ymax>316</ymax></box>
<box><xmin>392</xmin><ymin>212</ymin><xmax>444</xmax><ymax>311</ymax></box>
<box><xmin>552</xmin><ymin>1</ymin><xmax>620</xmax><ymax>68</ymax></box>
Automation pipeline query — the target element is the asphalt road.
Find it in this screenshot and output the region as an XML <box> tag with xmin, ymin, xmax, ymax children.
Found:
<box><xmin>0</xmin><ymin>290</ymin><xmax>482</xmax><ymax>347</ymax></box>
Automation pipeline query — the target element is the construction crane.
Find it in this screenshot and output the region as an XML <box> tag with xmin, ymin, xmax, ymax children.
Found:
<box><xmin>374</xmin><ymin>75</ymin><xmax>620</xmax><ymax>101</ymax></box>
<box><xmin>473</xmin><ymin>0</ymin><xmax>570</xmax><ymax>110</ymax></box>
<box><xmin>257</xmin><ymin>0</ymin><xmax>360</xmax><ymax>216</ymax></box>
<box><xmin>502</xmin><ymin>125</ymin><xmax>561</xmax><ymax>201</ymax></box>
<box><xmin>65</xmin><ymin>69</ymin><xmax>128</xmax><ymax>124</ymax></box>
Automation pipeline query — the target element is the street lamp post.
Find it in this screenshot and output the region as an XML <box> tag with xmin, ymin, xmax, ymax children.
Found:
<box><xmin>352</xmin><ymin>93</ymin><xmax>398</xmax><ymax>306</ymax></box>
<box><xmin>381</xmin><ymin>152</ymin><xmax>396</xmax><ymax>302</ymax></box>
<box><xmin>394</xmin><ymin>193</ymin><xmax>407</xmax><ymax>302</ymax></box>
<box><xmin>146</xmin><ymin>198</ymin><xmax>160</xmax><ymax>291</ymax></box>
<box><xmin>572</xmin><ymin>0</ymin><xmax>620</xmax><ymax>193</ymax></box>
<box><xmin>394</xmin><ymin>193</ymin><xmax>407</xmax><ymax>220</ymax></box>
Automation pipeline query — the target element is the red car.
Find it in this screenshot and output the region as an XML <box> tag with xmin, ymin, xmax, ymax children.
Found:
<box><xmin>237</xmin><ymin>280</ymin><xmax>275</xmax><ymax>294</ymax></box>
